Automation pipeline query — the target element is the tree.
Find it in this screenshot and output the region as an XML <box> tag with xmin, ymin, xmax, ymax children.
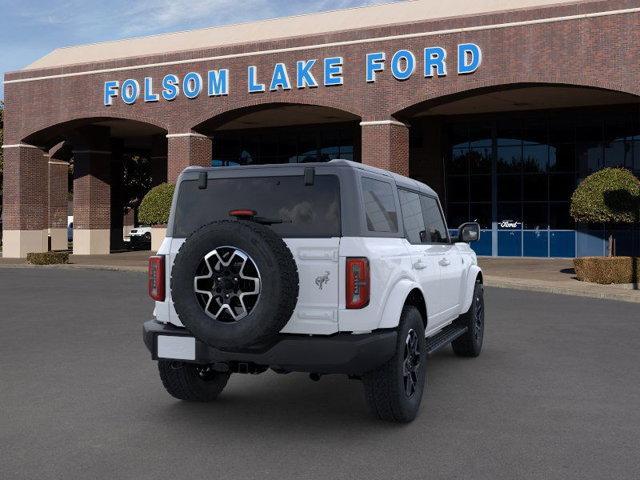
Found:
<box><xmin>121</xmin><ymin>153</ymin><xmax>152</xmax><ymax>210</ymax></box>
<box><xmin>138</xmin><ymin>183</ymin><xmax>175</xmax><ymax>226</ymax></box>
<box><xmin>570</xmin><ymin>167</ymin><xmax>640</xmax><ymax>256</ymax></box>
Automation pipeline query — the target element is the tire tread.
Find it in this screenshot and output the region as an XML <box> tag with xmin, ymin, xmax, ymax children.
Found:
<box><xmin>158</xmin><ymin>360</ymin><xmax>230</xmax><ymax>402</ymax></box>
<box><xmin>362</xmin><ymin>305</ymin><xmax>426</xmax><ymax>423</ymax></box>
<box><xmin>452</xmin><ymin>281</ymin><xmax>484</xmax><ymax>357</ymax></box>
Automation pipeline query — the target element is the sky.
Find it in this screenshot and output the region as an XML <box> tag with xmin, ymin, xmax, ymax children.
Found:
<box><xmin>0</xmin><ymin>0</ymin><xmax>401</xmax><ymax>100</ymax></box>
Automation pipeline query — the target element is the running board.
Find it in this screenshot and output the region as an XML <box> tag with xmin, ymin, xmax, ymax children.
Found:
<box><xmin>425</xmin><ymin>324</ymin><xmax>468</xmax><ymax>355</ymax></box>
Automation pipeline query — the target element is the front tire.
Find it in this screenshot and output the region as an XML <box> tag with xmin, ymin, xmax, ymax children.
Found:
<box><xmin>452</xmin><ymin>280</ymin><xmax>484</xmax><ymax>357</ymax></box>
<box><xmin>362</xmin><ymin>305</ymin><xmax>427</xmax><ymax>423</ymax></box>
<box><xmin>158</xmin><ymin>360</ymin><xmax>230</xmax><ymax>402</ymax></box>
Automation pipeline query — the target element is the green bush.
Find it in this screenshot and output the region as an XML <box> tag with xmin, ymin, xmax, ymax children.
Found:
<box><xmin>27</xmin><ymin>251</ymin><xmax>69</xmax><ymax>265</ymax></box>
<box><xmin>570</xmin><ymin>168</ymin><xmax>640</xmax><ymax>224</ymax></box>
<box><xmin>138</xmin><ymin>183</ymin><xmax>175</xmax><ymax>226</ymax></box>
<box><xmin>574</xmin><ymin>256</ymin><xmax>639</xmax><ymax>284</ymax></box>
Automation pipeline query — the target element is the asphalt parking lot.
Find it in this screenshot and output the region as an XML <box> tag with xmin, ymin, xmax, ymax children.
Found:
<box><xmin>1</xmin><ymin>268</ymin><xmax>639</xmax><ymax>480</ymax></box>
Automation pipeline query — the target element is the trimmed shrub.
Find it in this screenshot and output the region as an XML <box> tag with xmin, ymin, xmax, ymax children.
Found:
<box><xmin>27</xmin><ymin>251</ymin><xmax>70</xmax><ymax>265</ymax></box>
<box><xmin>139</xmin><ymin>183</ymin><xmax>175</xmax><ymax>226</ymax></box>
<box><xmin>570</xmin><ymin>168</ymin><xmax>640</xmax><ymax>224</ymax></box>
<box><xmin>574</xmin><ymin>256</ymin><xmax>640</xmax><ymax>284</ymax></box>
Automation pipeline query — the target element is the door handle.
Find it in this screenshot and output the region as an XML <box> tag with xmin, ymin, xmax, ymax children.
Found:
<box><xmin>438</xmin><ymin>257</ymin><xmax>451</xmax><ymax>267</ymax></box>
<box><xmin>413</xmin><ymin>260</ymin><xmax>427</xmax><ymax>270</ymax></box>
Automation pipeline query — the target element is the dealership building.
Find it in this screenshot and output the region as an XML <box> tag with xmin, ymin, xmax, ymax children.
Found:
<box><xmin>3</xmin><ymin>0</ymin><xmax>640</xmax><ymax>257</ymax></box>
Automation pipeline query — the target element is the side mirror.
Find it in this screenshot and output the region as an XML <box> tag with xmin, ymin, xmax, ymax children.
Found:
<box><xmin>457</xmin><ymin>222</ymin><xmax>480</xmax><ymax>243</ymax></box>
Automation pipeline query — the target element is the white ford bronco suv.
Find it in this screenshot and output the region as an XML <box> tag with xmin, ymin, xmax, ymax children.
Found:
<box><xmin>144</xmin><ymin>160</ymin><xmax>484</xmax><ymax>422</ymax></box>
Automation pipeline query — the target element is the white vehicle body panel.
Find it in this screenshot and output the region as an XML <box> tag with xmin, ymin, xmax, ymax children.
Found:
<box><xmin>279</xmin><ymin>238</ymin><xmax>340</xmax><ymax>334</ymax></box>
<box><xmin>129</xmin><ymin>226</ymin><xmax>152</xmax><ymax>237</ymax></box>
<box><xmin>156</xmin><ymin>236</ymin><xmax>342</xmax><ymax>334</ymax></box>
<box><xmin>338</xmin><ymin>237</ymin><xmax>413</xmax><ymax>333</ymax></box>
<box><xmin>155</xmin><ymin>234</ymin><xmax>480</xmax><ymax>337</ymax></box>
<box><xmin>152</xmin><ymin>160</ymin><xmax>482</xmax><ymax>339</ymax></box>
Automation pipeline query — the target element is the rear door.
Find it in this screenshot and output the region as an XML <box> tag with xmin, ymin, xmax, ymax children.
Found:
<box><xmin>170</xmin><ymin>172</ymin><xmax>343</xmax><ymax>334</ymax></box>
<box><xmin>281</xmin><ymin>238</ymin><xmax>340</xmax><ymax>335</ymax></box>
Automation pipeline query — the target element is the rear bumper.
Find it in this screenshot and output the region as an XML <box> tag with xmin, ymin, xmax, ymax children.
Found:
<box><xmin>143</xmin><ymin>320</ymin><xmax>397</xmax><ymax>375</ymax></box>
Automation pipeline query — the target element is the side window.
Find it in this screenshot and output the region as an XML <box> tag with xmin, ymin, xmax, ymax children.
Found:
<box><xmin>361</xmin><ymin>177</ymin><xmax>398</xmax><ymax>233</ymax></box>
<box><xmin>420</xmin><ymin>195</ymin><xmax>449</xmax><ymax>243</ymax></box>
<box><xmin>398</xmin><ymin>189</ymin><xmax>426</xmax><ymax>244</ymax></box>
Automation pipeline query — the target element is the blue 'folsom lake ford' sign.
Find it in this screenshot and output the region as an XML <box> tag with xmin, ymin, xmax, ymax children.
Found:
<box><xmin>103</xmin><ymin>43</ymin><xmax>481</xmax><ymax>106</ymax></box>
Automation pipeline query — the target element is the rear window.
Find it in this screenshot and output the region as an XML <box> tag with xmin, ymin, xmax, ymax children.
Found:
<box><xmin>173</xmin><ymin>175</ymin><xmax>341</xmax><ymax>238</ymax></box>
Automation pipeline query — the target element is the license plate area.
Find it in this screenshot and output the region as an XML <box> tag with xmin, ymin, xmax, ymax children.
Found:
<box><xmin>157</xmin><ymin>335</ymin><xmax>196</xmax><ymax>360</ymax></box>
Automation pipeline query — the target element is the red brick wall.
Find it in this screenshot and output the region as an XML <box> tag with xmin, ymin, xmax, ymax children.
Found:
<box><xmin>72</xmin><ymin>151</ymin><xmax>111</xmax><ymax>230</ymax></box>
<box><xmin>2</xmin><ymin>147</ymin><xmax>48</xmax><ymax>230</ymax></box>
<box><xmin>361</xmin><ymin>123</ymin><xmax>410</xmax><ymax>175</ymax></box>
<box><xmin>4</xmin><ymin>0</ymin><xmax>640</xmax><ymax>148</ymax></box>
<box><xmin>167</xmin><ymin>135</ymin><xmax>212</xmax><ymax>183</ymax></box>
<box><xmin>48</xmin><ymin>161</ymin><xmax>68</xmax><ymax>229</ymax></box>
<box><xmin>3</xmin><ymin>0</ymin><xmax>640</xmax><ymax>234</ymax></box>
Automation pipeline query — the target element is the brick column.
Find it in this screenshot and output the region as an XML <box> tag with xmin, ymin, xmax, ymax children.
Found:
<box><xmin>360</xmin><ymin>120</ymin><xmax>410</xmax><ymax>176</ymax></box>
<box><xmin>167</xmin><ymin>133</ymin><xmax>212</xmax><ymax>183</ymax></box>
<box><xmin>110</xmin><ymin>145</ymin><xmax>125</xmax><ymax>251</ymax></box>
<box><xmin>1</xmin><ymin>144</ymin><xmax>49</xmax><ymax>257</ymax></box>
<box><xmin>72</xmin><ymin>149</ymin><xmax>112</xmax><ymax>255</ymax></box>
<box><xmin>151</xmin><ymin>134</ymin><xmax>168</xmax><ymax>187</ymax></box>
<box><xmin>71</xmin><ymin>126</ymin><xmax>112</xmax><ymax>255</ymax></box>
<box><xmin>48</xmin><ymin>159</ymin><xmax>69</xmax><ymax>251</ymax></box>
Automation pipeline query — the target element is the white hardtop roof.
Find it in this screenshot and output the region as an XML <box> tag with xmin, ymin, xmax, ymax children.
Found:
<box><xmin>186</xmin><ymin>159</ymin><xmax>438</xmax><ymax>197</ymax></box>
<box><xmin>25</xmin><ymin>0</ymin><xmax>586</xmax><ymax>70</ymax></box>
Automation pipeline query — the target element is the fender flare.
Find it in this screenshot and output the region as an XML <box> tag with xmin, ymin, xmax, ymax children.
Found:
<box><xmin>460</xmin><ymin>265</ymin><xmax>483</xmax><ymax>314</ymax></box>
<box><xmin>378</xmin><ymin>279</ymin><xmax>426</xmax><ymax>330</ymax></box>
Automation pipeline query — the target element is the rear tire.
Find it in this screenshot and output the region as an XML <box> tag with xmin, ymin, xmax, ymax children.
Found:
<box><xmin>452</xmin><ymin>280</ymin><xmax>484</xmax><ymax>357</ymax></box>
<box><xmin>362</xmin><ymin>305</ymin><xmax>426</xmax><ymax>423</ymax></box>
<box><xmin>158</xmin><ymin>360</ymin><xmax>230</xmax><ymax>402</ymax></box>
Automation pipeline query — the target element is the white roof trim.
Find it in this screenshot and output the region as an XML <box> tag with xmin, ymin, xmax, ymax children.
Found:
<box><xmin>165</xmin><ymin>133</ymin><xmax>212</xmax><ymax>139</ymax></box>
<box><xmin>360</xmin><ymin>120</ymin><xmax>409</xmax><ymax>127</ymax></box>
<box><xmin>1</xmin><ymin>143</ymin><xmax>42</xmax><ymax>149</ymax></box>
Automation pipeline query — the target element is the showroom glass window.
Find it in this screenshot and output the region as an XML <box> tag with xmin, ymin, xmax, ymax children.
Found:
<box><xmin>442</xmin><ymin>105</ymin><xmax>640</xmax><ymax>257</ymax></box>
<box><xmin>212</xmin><ymin>123</ymin><xmax>359</xmax><ymax>166</ymax></box>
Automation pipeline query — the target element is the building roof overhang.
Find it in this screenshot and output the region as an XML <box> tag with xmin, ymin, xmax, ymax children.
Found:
<box><xmin>23</xmin><ymin>0</ymin><xmax>591</xmax><ymax>71</ymax></box>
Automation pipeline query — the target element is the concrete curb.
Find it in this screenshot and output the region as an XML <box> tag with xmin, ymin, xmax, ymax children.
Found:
<box><xmin>0</xmin><ymin>263</ymin><xmax>147</xmax><ymax>273</ymax></box>
<box><xmin>485</xmin><ymin>276</ymin><xmax>640</xmax><ymax>304</ymax></box>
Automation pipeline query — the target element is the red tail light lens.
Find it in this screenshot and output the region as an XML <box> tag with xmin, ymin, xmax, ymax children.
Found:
<box><xmin>148</xmin><ymin>255</ymin><xmax>165</xmax><ymax>301</ymax></box>
<box><xmin>346</xmin><ymin>257</ymin><xmax>370</xmax><ymax>309</ymax></box>
<box><xmin>229</xmin><ymin>209</ymin><xmax>257</xmax><ymax>218</ymax></box>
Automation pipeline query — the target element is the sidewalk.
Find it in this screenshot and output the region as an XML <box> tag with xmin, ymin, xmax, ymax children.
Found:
<box><xmin>1</xmin><ymin>251</ymin><xmax>639</xmax><ymax>303</ymax></box>
<box><xmin>479</xmin><ymin>257</ymin><xmax>640</xmax><ymax>303</ymax></box>
<box><xmin>0</xmin><ymin>250</ymin><xmax>149</xmax><ymax>272</ymax></box>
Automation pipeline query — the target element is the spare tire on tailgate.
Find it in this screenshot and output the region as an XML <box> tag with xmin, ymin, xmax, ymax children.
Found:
<box><xmin>171</xmin><ymin>220</ymin><xmax>299</xmax><ymax>349</ymax></box>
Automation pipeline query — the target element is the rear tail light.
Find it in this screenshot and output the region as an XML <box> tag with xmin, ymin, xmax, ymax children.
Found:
<box><xmin>346</xmin><ymin>257</ymin><xmax>370</xmax><ymax>309</ymax></box>
<box><xmin>148</xmin><ymin>255</ymin><xmax>165</xmax><ymax>301</ymax></box>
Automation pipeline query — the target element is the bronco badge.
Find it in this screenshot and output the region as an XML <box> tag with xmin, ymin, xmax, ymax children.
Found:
<box><xmin>315</xmin><ymin>271</ymin><xmax>330</xmax><ymax>290</ymax></box>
